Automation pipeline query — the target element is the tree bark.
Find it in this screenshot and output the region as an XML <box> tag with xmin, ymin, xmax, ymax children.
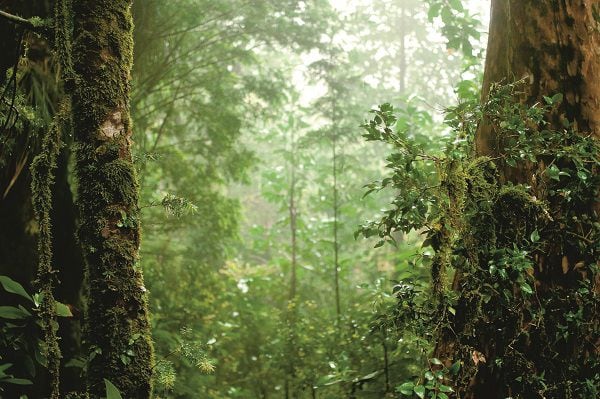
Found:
<box><xmin>71</xmin><ymin>1</ymin><xmax>154</xmax><ymax>397</ymax></box>
<box><xmin>436</xmin><ymin>1</ymin><xmax>600</xmax><ymax>398</ymax></box>
<box><xmin>477</xmin><ymin>0</ymin><xmax>600</xmax><ymax>159</ymax></box>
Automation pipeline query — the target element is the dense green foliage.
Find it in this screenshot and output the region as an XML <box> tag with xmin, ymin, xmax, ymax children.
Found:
<box><xmin>360</xmin><ymin>80</ymin><xmax>599</xmax><ymax>398</ymax></box>
<box><xmin>0</xmin><ymin>0</ymin><xmax>488</xmax><ymax>396</ymax></box>
<box><xmin>128</xmin><ymin>1</ymin><xmax>487</xmax><ymax>397</ymax></box>
<box><xmin>7</xmin><ymin>1</ymin><xmax>597</xmax><ymax>398</ymax></box>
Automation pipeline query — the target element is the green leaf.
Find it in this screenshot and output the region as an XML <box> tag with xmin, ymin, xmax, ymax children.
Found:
<box><xmin>530</xmin><ymin>229</ymin><xmax>540</xmax><ymax>243</ymax></box>
<box><xmin>449</xmin><ymin>360</ymin><xmax>461</xmax><ymax>375</ymax></box>
<box><xmin>33</xmin><ymin>293</ymin><xmax>42</xmax><ymax>307</ymax></box>
<box><xmin>425</xmin><ymin>371</ymin><xmax>434</xmax><ymax>380</ymax></box>
<box><xmin>55</xmin><ymin>301</ymin><xmax>73</xmax><ymax>317</ymax></box>
<box><xmin>439</xmin><ymin>384</ymin><xmax>454</xmax><ymax>393</ymax></box>
<box><xmin>64</xmin><ymin>357</ymin><xmax>86</xmax><ymax>369</ymax></box>
<box><xmin>551</xmin><ymin>93</ymin><xmax>563</xmax><ymax>104</ymax></box>
<box><xmin>0</xmin><ymin>363</ymin><xmax>13</xmax><ymax>373</ymax></box>
<box><xmin>546</xmin><ymin>165</ymin><xmax>561</xmax><ymax>181</ymax></box>
<box><xmin>104</xmin><ymin>379</ymin><xmax>123</xmax><ymax>399</ymax></box>
<box><xmin>397</xmin><ymin>382</ymin><xmax>414</xmax><ymax>395</ymax></box>
<box><xmin>520</xmin><ymin>282</ymin><xmax>533</xmax><ymax>295</ymax></box>
<box><xmin>448</xmin><ymin>0</ymin><xmax>464</xmax><ymax>12</ymax></box>
<box><xmin>440</xmin><ymin>7</ymin><xmax>452</xmax><ymax>24</ymax></box>
<box><xmin>414</xmin><ymin>384</ymin><xmax>426</xmax><ymax>399</ymax></box>
<box><xmin>438</xmin><ymin>393</ymin><xmax>449</xmax><ymax>399</ymax></box>
<box><xmin>0</xmin><ymin>305</ymin><xmax>31</xmax><ymax>319</ymax></box>
<box><xmin>430</xmin><ymin>357</ymin><xmax>443</xmax><ymax>365</ymax></box>
<box><xmin>316</xmin><ymin>374</ymin><xmax>342</xmax><ymax>387</ymax></box>
<box><xmin>428</xmin><ymin>3</ymin><xmax>442</xmax><ymax>21</ymax></box>
<box><xmin>4</xmin><ymin>378</ymin><xmax>33</xmax><ymax>385</ymax></box>
<box><xmin>0</xmin><ymin>276</ymin><xmax>33</xmax><ymax>302</ymax></box>
<box><xmin>462</xmin><ymin>38</ymin><xmax>473</xmax><ymax>57</ymax></box>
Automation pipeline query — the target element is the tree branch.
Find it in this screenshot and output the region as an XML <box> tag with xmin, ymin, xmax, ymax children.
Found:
<box><xmin>0</xmin><ymin>9</ymin><xmax>50</xmax><ymax>36</ymax></box>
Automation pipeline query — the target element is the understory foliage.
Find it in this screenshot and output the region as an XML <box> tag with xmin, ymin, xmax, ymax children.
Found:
<box><xmin>1</xmin><ymin>1</ymin><xmax>489</xmax><ymax>397</ymax></box>
<box><xmin>131</xmin><ymin>0</ymin><xmax>480</xmax><ymax>397</ymax></box>
<box><xmin>360</xmin><ymin>80</ymin><xmax>599</xmax><ymax>398</ymax></box>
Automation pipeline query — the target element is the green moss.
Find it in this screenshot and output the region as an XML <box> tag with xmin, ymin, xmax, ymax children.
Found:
<box><xmin>461</xmin><ymin>157</ymin><xmax>499</xmax><ymax>269</ymax></box>
<box><xmin>494</xmin><ymin>185</ymin><xmax>544</xmax><ymax>246</ymax></box>
<box><xmin>70</xmin><ymin>1</ymin><xmax>154</xmax><ymax>397</ymax></box>
<box><xmin>430</xmin><ymin>223</ymin><xmax>451</xmax><ymax>297</ymax></box>
<box><xmin>465</xmin><ymin>157</ymin><xmax>497</xmax><ymax>204</ymax></box>
<box><xmin>54</xmin><ymin>0</ymin><xmax>74</xmax><ymax>83</ymax></box>
<box><xmin>100</xmin><ymin>159</ymin><xmax>139</xmax><ymax>204</ymax></box>
<box><xmin>20</xmin><ymin>1</ymin><xmax>81</xmax><ymax>394</ymax></box>
<box><xmin>365</xmin><ymin>80</ymin><xmax>600</xmax><ymax>398</ymax></box>
<box><xmin>30</xmin><ymin>99</ymin><xmax>71</xmax><ymax>399</ymax></box>
<box><xmin>443</xmin><ymin>159</ymin><xmax>467</xmax><ymax>226</ymax></box>
<box><xmin>430</xmin><ymin>159</ymin><xmax>469</xmax><ymax>298</ymax></box>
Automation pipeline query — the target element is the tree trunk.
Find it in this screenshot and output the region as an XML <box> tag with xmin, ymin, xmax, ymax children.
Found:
<box><xmin>71</xmin><ymin>1</ymin><xmax>154</xmax><ymax>397</ymax></box>
<box><xmin>286</xmin><ymin>123</ymin><xmax>298</xmax><ymax>399</ymax></box>
<box><xmin>477</xmin><ymin>0</ymin><xmax>600</xmax><ymax>159</ymax></box>
<box><xmin>0</xmin><ymin>2</ymin><xmax>85</xmax><ymax>396</ymax></box>
<box><xmin>436</xmin><ymin>1</ymin><xmax>600</xmax><ymax>398</ymax></box>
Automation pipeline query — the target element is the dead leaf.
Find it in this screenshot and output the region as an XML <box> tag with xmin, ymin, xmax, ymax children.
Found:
<box><xmin>472</xmin><ymin>350</ymin><xmax>486</xmax><ymax>365</ymax></box>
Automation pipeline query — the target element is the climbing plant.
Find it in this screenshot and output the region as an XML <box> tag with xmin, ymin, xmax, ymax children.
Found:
<box><xmin>360</xmin><ymin>80</ymin><xmax>599</xmax><ymax>398</ymax></box>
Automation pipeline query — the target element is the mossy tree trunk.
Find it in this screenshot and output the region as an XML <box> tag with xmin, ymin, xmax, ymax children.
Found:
<box><xmin>71</xmin><ymin>1</ymin><xmax>153</xmax><ymax>397</ymax></box>
<box><xmin>0</xmin><ymin>1</ymin><xmax>85</xmax><ymax>396</ymax></box>
<box><xmin>435</xmin><ymin>1</ymin><xmax>600</xmax><ymax>398</ymax></box>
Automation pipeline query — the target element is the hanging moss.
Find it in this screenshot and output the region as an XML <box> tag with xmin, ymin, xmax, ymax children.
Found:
<box><xmin>461</xmin><ymin>157</ymin><xmax>498</xmax><ymax>269</ymax></box>
<box><xmin>430</xmin><ymin>220</ymin><xmax>452</xmax><ymax>298</ymax></box>
<box><xmin>27</xmin><ymin>0</ymin><xmax>80</xmax><ymax>389</ymax></box>
<box><xmin>54</xmin><ymin>0</ymin><xmax>73</xmax><ymax>81</ymax></box>
<box><xmin>464</xmin><ymin>157</ymin><xmax>497</xmax><ymax>205</ymax></box>
<box><xmin>30</xmin><ymin>98</ymin><xmax>68</xmax><ymax>399</ymax></box>
<box><xmin>430</xmin><ymin>158</ymin><xmax>468</xmax><ymax>297</ymax></box>
<box><xmin>71</xmin><ymin>1</ymin><xmax>154</xmax><ymax>397</ymax></box>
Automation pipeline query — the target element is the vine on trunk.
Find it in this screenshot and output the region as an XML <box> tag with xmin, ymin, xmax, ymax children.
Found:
<box><xmin>360</xmin><ymin>80</ymin><xmax>599</xmax><ymax>399</ymax></box>
<box><xmin>30</xmin><ymin>90</ymin><xmax>68</xmax><ymax>399</ymax></box>
<box><xmin>26</xmin><ymin>0</ymin><xmax>76</xmax><ymax>395</ymax></box>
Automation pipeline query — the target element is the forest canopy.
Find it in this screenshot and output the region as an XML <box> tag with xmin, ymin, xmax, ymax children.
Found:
<box><xmin>0</xmin><ymin>1</ymin><xmax>598</xmax><ymax>399</ymax></box>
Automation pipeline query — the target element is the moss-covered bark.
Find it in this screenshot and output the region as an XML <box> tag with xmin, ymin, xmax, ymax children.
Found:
<box><xmin>71</xmin><ymin>1</ymin><xmax>153</xmax><ymax>397</ymax></box>
<box><xmin>434</xmin><ymin>1</ymin><xmax>600</xmax><ymax>398</ymax></box>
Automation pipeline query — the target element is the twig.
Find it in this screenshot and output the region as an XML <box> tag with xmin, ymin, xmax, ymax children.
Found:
<box><xmin>0</xmin><ymin>10</ymin><xmax>50</xmax><ymax>36</ymax></box>
<box><xmin>1</xmin><ymin>29</ymin><xmax>23</xmax><ymax>135</ymax></box>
